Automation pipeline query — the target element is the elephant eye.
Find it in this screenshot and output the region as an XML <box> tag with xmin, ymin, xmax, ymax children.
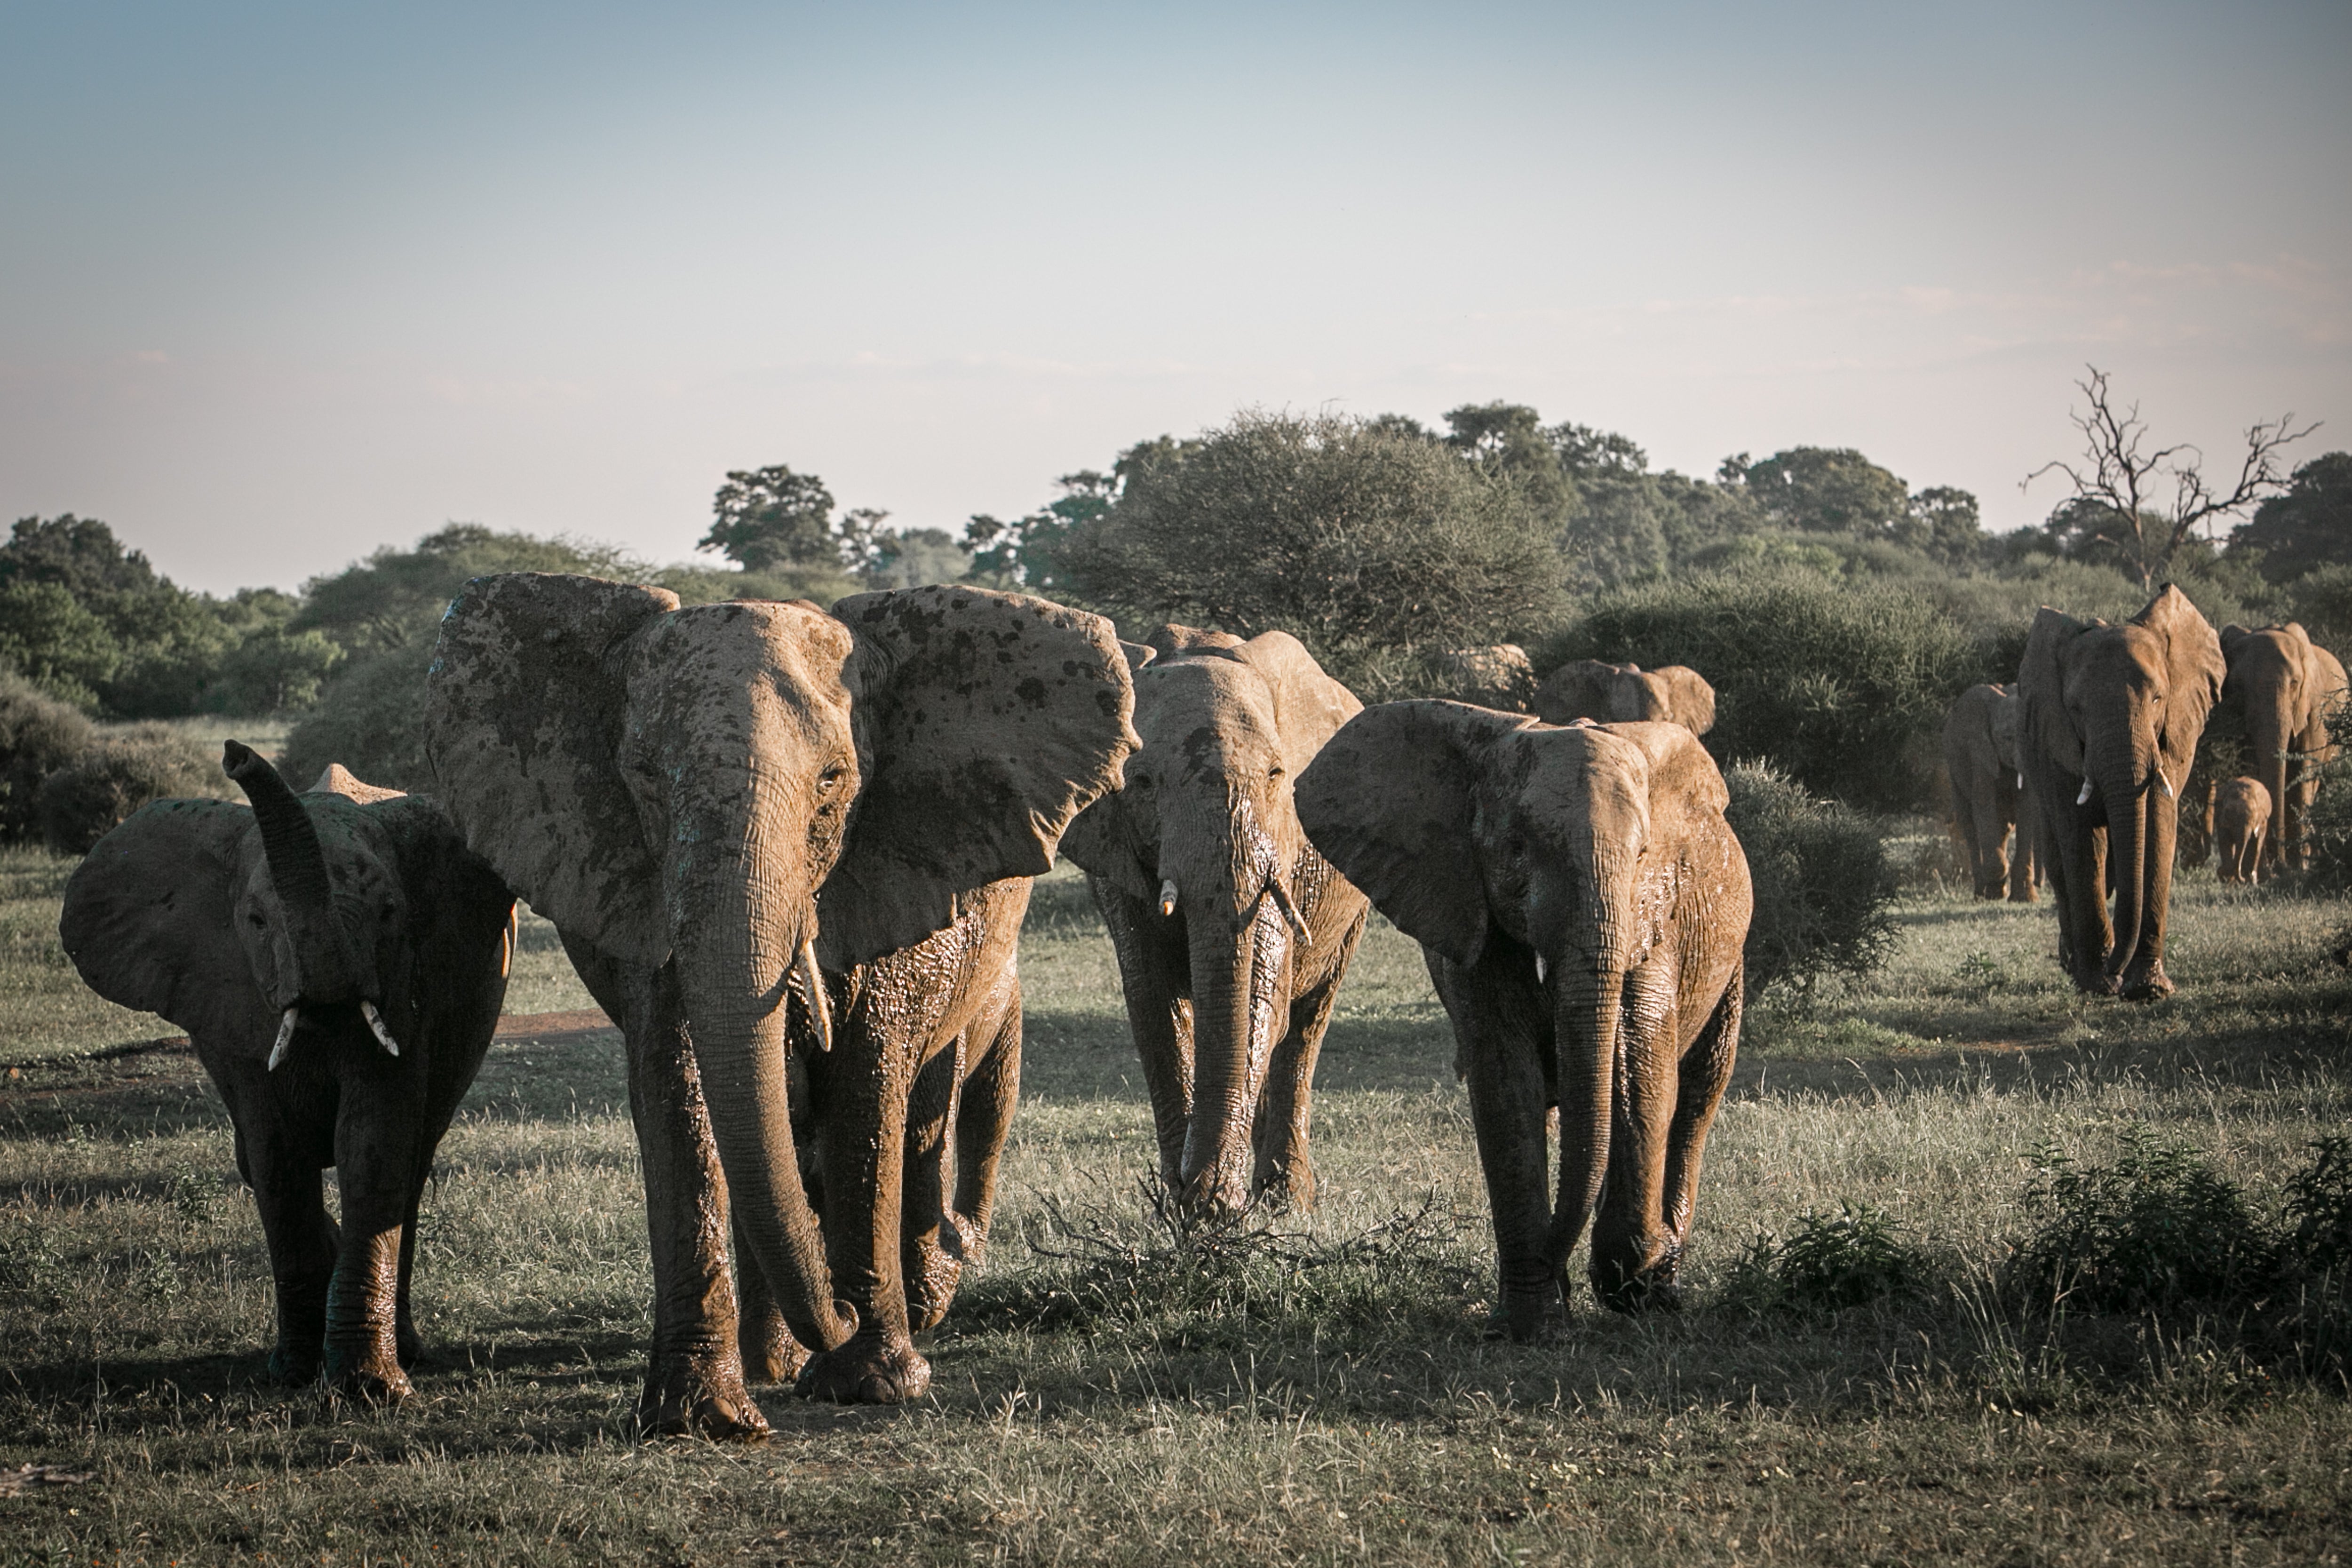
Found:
<box><xmin>1268</xmin><ymin>764</ymin><xmax>1286</xmax><ymax>781</ymax></box>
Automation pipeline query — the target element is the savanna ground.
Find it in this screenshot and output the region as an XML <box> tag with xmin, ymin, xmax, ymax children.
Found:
<box><xmin>4</xmin><ymin>835</ymin><xmax>2352</xmax><ymax>1565</ymax></box>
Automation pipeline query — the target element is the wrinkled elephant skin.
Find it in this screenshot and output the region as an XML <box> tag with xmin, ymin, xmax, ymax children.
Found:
<box><xmin>2216</xmin><ymin>622</ymin><xmax>2346</xmax><ymax>874</ymax></box>
<box><xmin>1297</xmin><ymin>706</ymin><xmax>1752</xmax><ymax>1338</ymax></box>
<box><xmin>2213</xmin><ymin>777</ymin><xmax>2271</xmax><ymax>884</ymax></box>
<box><xmin>426</xmin><ymin>577</ymin><xmax>1135</xmax><ymax>1429</ymax></box>
<box><xmin>2018</xmin><ymin>586</ymin><xmax>2225</xmax><ymax>1000</ymax></box>
<box><xmin>60</xmin><ymin>751</ymin><xmax>513</xmax><ymax>1404</ymax></box>
<box><xmin>1535</xmin><ymin>660</ymin><xmax>1716</xmax><ymax>735</ymax></box>
<box><xmin>1943</xmin><ymin>683</ymin><xmax>2041</xmax><ymax>901</ymax></box>
<box><xmin>1060</xmin><ymin>626</ymin><xmax>1370</xmax><ymax>1218</ymax></box>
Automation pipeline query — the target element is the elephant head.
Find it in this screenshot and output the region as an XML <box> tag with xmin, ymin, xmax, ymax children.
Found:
<box><xmin>2217</xmin><ymin>621</ymin><xmax>2348</xmax><ymax>871</ymax></box>
<box><xmin>424</xmin><ymin>576</ymin><xmax>1135</xmax><ymax>1352</ymax></box>
<box><xmin>1297</xmin><ymin>704</ymin><xmax>1742</xmax><ymax>1272</ymax></box>
<box><xmin>2018</xmin><ymin>585</ymin><xmax>2224</xmax><ymax>996</ymax></box>
<box><xmin>1059</xmin><ymin>626</ymin><xmax>1360</xmax><ymax>1211</ymax></box>
<box><xmin>61</xmin><ymin>743</ymin><xmax>456</xmax><ymax>1066</ymax></box>
<box><xmin>1535</xmin><ymin>660</ymin><xmax>1716</xmax><ymax>735</ymax></box>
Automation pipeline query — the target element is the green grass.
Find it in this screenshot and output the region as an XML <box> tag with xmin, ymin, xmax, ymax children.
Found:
<box><xmin>5</xmin><ymin>858</ymin><xmax>2352</xmax><ymax>1563</ymax></box>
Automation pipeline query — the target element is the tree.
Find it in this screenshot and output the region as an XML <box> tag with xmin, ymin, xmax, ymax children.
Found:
<box><xmin>863</xmin><ymin>526</ymin><xmax>973</xmax><ymax>590</ymax></box>
<box><xmin>699</xmin><ymin>465</ymin><xmax>841</xmax><ymax>572</ymax></box>
<box><xmin>296</xmin><ymin>524</ymin><xmax>633</xmax><ymax>652</ymax></box>
<box><xmin>2226</xmin><ymin>451</ymin><xmax>2352</xmax><ymax>581</ymax></box>
<box><xmin>0</xmin><ymin>581</ymin><xmax>121</xmax><ymax>708</ymax></box>
<box><xmin>2026</xmin><ymin>365</ymin><xmax>2318</xmax><ymax>593</ymax></box>
<box><xmin>964</xmin><ymin>469</ymin><xmax>1122</xmax><ymax>596</ymax></box>
<box><xmin>214</xmin><ymin>628</ymin><xmax>343</xmax><ymax>714</ymax></box>
<box><xmin>1063</xmin><ymin>409</ymin><xmax>1566</xmax><ymax>684</ymax></box>
<box><xmin>1740</xmin><ymin>447</ymin><xmax>1913</xmax><ymax>539</ymax></box>
<box><xmin>1906</xmin><ymin>486</ymin><xmax>1987</xmax><ymax>564</ymax></box>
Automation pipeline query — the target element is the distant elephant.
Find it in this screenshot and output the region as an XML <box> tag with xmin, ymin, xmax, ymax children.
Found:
<box><xmin>2018</xmin><ymin>586</ymin><xmax>2225</xmax><ymax>999</ymax></box>
<box><xmin>2216</xmin><ymin>622</ymin><xmax>2347</xmax><ymax>874</ymax></box>
<box><xmin>1433</xmin><ymin>645</ymin><xmax>1538</xmax><ymax>712</ymax></box>
<box><xmin>2213</xmin><ymin>777</ymin><xmax>2272</xmax><ymax>884</ymax></box>
<box><xmin>59</xmin><ymin>748</ymin><xmax>514</xmax><ymax>1403</ymax></box>
<box><xmin>1535</xmin><ymin>660</ymin><xmax>1716</xmax><ymax>735</ymax></box>
<box><xmin>1942</xmin><ymin>683</ymin><xmax>2041</xmax><ymax>901</ymax></box>
<box><xmin>1060</xmin><ymin>624</ymin><xmax>1370</xmax><ymax>1216</ymax></box>
<box><xmin>425</xmin><ymin>577</ymin><xmax>1133</xmax><ymax>1427</ymax></box>
<box><xmin>1297</xmin><ymin>708</ymin><xmax>1752</xmax><ymax>1337</ymax></box>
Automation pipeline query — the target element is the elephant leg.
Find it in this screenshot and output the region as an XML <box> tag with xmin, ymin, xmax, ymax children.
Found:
<box><xmin>324</xmin><ymin>1082</ymin><xmax>417</xmax><ymax>1405</ymax></box>
<box><xmin>798</xmin><ymin>1014</ymin><xmax>929</xmax><ymax>1405</ymax></box>
<box><xmin>1963</xmin><ymin>790</ymin><xmax>2007</xmax><ymax>899</ymax></box>
<box><xmin>2049</xmin><ymin>812</ymin><xmax>2114</xmax><ymax>994</ymax></box>
<box><xmin>1589</xmin><ymin>960</ymin><xmax>1683</xmax><ymax>1313</ymax></box>
<box><xmin>1650</xmin><ymin>974</ymin><xmax>1742</xmax><ymax>1297</ymax></box>
<box><xmin>563</xmin><ymin>934</ymin><xmax>765</xmax><ymax>1440</ymax></box>
<box><xmin>900</xmin><ymin>1033</ymin><xmax>967</xmax><ymax>1334</ymax></box>
<box><xmin>1092</xmin><ymin>877</ymin><xmax>1194</xmax><ymax>1191</ymax></box>
<box><xmin>394</xmin><ymin>1185</ymin><xmax>422</xmax><ymax>1370</ymax></box>
<box><xmin>732</xmin><ymin>1214</ymin><xmax>807</xmax><ymax>1385</ymax></box>
<box><xmin>948</xmin><ymin>981</ymin><xmax>1024</xmax><ymax>1265</ymax></box>
<box><xmin>2118</xmin><ymin>793</ymin><xmax>2181</xmax><ymax>1001</ymax></box>
<box><xmin>1433</xmin><ymin>947</ymin><xmax>1561</xmax><ymax>1341</ymax></box>
<box><xmin>221</xmin><ymin>1069</ymin><xmax>337</xmax><ymax>1386</ymax></box>
<box><xmin>2009</xmin><ymin>787</ymin><xmax>2042</xmax><ymax>902</ymax></box>
<box><xmin>1249</xmin><ymin>913</ymin><xmax>1361</xmax><ymax>1212</ymax></box>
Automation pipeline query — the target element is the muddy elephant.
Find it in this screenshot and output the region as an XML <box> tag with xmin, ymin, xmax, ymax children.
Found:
<box><xmin>2215</xmin><ymin>622</ymin><xmax>2346</xmax><ymax>874</ymax></box>
<box><xmin>1535</xmin><ymin>660</ymin><xmax>1716</xmax><ymax>735</ymax></box>
<box><xmin>2018</xmin><ymin>586</ymin><xmax>2224</xmax><ymax>999</ymax></box>
<box><xmin>425</xmin><ymin>577</ymin><xmax>1134</xmax><ymax>1427</ymax></box>
<box><xmin>59</xmin><ymin>748</ymin><xmax>514</xmax><ymax>1403</ymax></box>
<box><xmin>1942</xmin><ymin>683</ymin><xmax>2041</xmax><ymax>901</ymax></box>
<box><xmin>1298</xmin><ymin>707</ymin><xmax>1752</xmax><ymax>1337</ymax></box>
<box><xmin>2213</xmin><ymin>777</ymin><xmax>2272</xmax><ymax>884</ymax></box>
<box><xmin>1434</xmin><ymin>645</ymin><xmax>1539</xmax><ymax>712</ymax></box>
<box><xmin>1059</xmin><ymin>624</ymin><xmax>1370</xmax><ymax>1217</ymax></box>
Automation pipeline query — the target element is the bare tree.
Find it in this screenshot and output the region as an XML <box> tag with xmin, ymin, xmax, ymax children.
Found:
<box><xmin>2025</xmin><ymin>366</ymin><xmax>2318</xmax><ymax>592</ymax></box>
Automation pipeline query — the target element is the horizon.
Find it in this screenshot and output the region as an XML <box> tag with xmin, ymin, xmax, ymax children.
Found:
<box><xmin>3</xmin><ymin>0</ymin><xmax>2346</xmax><ymax>597</ymax></box>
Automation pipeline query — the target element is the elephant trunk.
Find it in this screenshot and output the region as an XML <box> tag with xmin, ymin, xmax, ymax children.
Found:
<box><xmin>1543</xmin><ymin>866</ymin><xmax>1631</xmax><ymax>1264</ymax></box>
<box><xmin>2249</xmin><ymin>693</ymin><xmax>2294</xmax><ymax>870</ymax></box>
<box><xmin>669</xmin><ymin>816</ymin><xmax>857</xmax><ymax>1355</ymax></box>
<box><xmin>1178</xmin><ymin>899</ymin><xmax>1287</xmax><ymax>1214</ymax></box>
<box><xmin>224</xmin><ymin>739</ymin><xmax>359</xmax><ymax>1000</ymax></box>
<box><xmin>2088</xmin><ymin>720</ymin><xmax>2156</xmax><ymax>987</ymax></box>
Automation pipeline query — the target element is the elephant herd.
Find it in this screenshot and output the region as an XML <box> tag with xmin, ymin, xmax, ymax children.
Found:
<box><xmin>51</xmin><ymin>573</ymin><xmax>2329</xmax><ymax>1436</ymax></box>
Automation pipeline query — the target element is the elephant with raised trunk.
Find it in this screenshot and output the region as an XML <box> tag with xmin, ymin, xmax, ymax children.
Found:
<box><xmin>1536</xmin><ymin>660</ymin><xmax>1716</xmax><ymax>735</ymax></box>
<box><xmin>426</xmin><ymin>577</ymin><xmax>1134</xmax><ymax>1427</ymax></box>
<box><xmin>1298</xmin><ymin>707</ymin><xmax>1751</xmax><ymax>1337</ymax></box>
<box><xmin>1942</xmin><ymin>683</ymin><xmax>2041</xmax><ymax>901</ymax></box>
<box><xmin>60</xmin><ymin>748</ymin><xmax>514</xmax><ymax>1403</ymax></box>
<box><xmin>2018</xmin><ymin>586</ymin><xmax>2225</xmax><ymax>1000</ymax></box>
<box><xmin>2216</xmin><ymin>622</ymin><xmax>2347</xmax><ymax>875</ymax></box>
<box><xmin>1060</xmin><ymin>624</ymin><xmax>1369</xmax><ymax>1217</ymax></box>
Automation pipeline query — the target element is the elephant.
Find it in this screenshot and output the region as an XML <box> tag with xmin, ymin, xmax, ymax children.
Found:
<box><xmin>1535</xmin><ymin>659</ymin><xmax>1716</xmax><ymax>735</ymax></box>
<box><xmin>1296</xmin><ymin>706</ymin><xmax>1752</xmax><ymax>1337</ymax></box>
<box><xmin>2213</xmin><ymin>777</ymin><xmax>2271</xmax><ymax>884</ymax></box>
<box><xmin>2018</xmin><ymin>585</ymin><xmax>2225</xmax><ymax>1000</ymax></box>
<box><xmin>1433</xmin><ymin>645</ymin><xmax>1539</xmax><ymax>712</ymax></box>
<box><xmin>2216</xmin><ymin>622</ymin><xmax>2347</xmax><ymax>874</ymax></box>
<box><xmin>424</xmin><ymin>576</ymin><xmax>1134</xmax><ymax>1428</ymax></box>
<box><xmin>58</xmin><ymin>747</ymin><xmax>514</xmax><ymax>1403</ymax></box>
<box><xmin>1058</xmin><ymin>624</ymin><xmax>1370</xmax><ymax>1217</ymax></box>
<box><xmin>1941</xmin><ymin>683</ymin><xmax>2041</xmax><ymax>901</ymax></box>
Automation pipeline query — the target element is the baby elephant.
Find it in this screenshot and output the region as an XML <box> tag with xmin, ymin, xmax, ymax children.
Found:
<box><xmin>2214</xmin><ymin>777</ymin><xmax>2273</xmax><ymax>885</ymax></box>
<box><xmin>60</xmin><ymin>744</ymin><xmax>514</xmax><ymax>1403</ymax></box>
<box><xmin>1299</xmin><ymin>707</ymin><xmax>1751</xmax><ymax>1337</ymax></box>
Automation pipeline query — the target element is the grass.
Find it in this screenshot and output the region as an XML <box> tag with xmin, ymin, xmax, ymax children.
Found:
<box><xmin>4</xmin><ymin>856</ymin><xmax>2352</xmax><ymax>1562</ymax></box>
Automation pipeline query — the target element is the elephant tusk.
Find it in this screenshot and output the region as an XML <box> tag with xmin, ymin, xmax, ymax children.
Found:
<box><xmin>1159</xmin><ymin>878</ymin><xmax>1179</xmax><ymax>918</ymax></box>
<box><xmin>1267</xmin><ymin>876</ymin><xmax>1310</xmax><ymax>940</ymax></box>
<box><xmin>1535</xmin><ymin>953</ymin><xmax>1547</xmax><ymax>985</ymax></box>
<box><xmin>2076</xmin><ymin>777</ymin><xmax>2094</xmax><ymax>806</ymax></box>
<box><xmin>796</xmin><ymin>936</ymin><xmax>833</xmax><ymax>1053</ymax></box>
<box><xmin>2018</xmin><ymin>773</ymin><xmax>2026</xmax><ymax>792</ymax></box>
<box><xmin>2157</xmin><ymin>771</ymin><xmax>2175</xmax><ymax>799</ymax></box>
<box><xmin>267</xmin><ymin>1007</ymin><xmax>300</xmax><ymax>1071</ymax></box>
<box><xmin>361</xmin><ymin>1000</ymin><xmax>400</xmax><ymax>1057</ymax></box>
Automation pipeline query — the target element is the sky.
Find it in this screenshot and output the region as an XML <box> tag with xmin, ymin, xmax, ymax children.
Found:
<box><xmin>2</xmin><ymin>0</ymin><xmax>2347</xmax><ymax>596</ymax></box>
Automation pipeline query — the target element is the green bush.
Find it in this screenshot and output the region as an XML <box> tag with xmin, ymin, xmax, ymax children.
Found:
<box><xmin>280</xmin><ymin>649</ymin><xmax>432</xmax><ymax>793</ymax></box>
<box><xmin>2010</xmin><ymin>1127</ymin><xmax>2268</xmax><ymax>1314</ymax></box>
<box><xmin>0</xmin><ymin>674</ymin><xmax>95</xmax><ymax>843</ymax></box>
<box><xmin>36</xmin><ymin>724</ymin><xmax>228</xmax><ymax>854</ymax></box>
<box><xmin>1721</xmin><ymin>762</ymin><xmax>1900</xmax><ymax>1003</ymax></box>
<box><xmin>1721</xmin><ymin>1202</ymin><xmax>1927</xmax><ymax>1313</ymax></box>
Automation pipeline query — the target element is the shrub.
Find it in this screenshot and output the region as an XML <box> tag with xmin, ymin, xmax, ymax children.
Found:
<box><xmin>1721</xmin><ymin>1203</ymin><xmax>1927</xmax><ymax>1313</ymax></box>
<box><xmin>280</xmin><ymin>649</ymin><xmax>432</xmax><ymax>793</ymax></box>
<box><xmin>1063</xmin><ymin>409</ymin><xmax>1567</xmax><ymax>692</ymax></box>
<box><xmin>36</xmin><ymin>724</ymin><xmax>228</xmax><ymax>854</ymax></box>
<box><xmin>0</xmin><ymin>674</ymin><xmax>95</xmax><ymax>843</ymax></box>
<box><xmin>2010</xmin><ymin>1127</ymin><xmax>2268</xmax><ymax>1314</ymax></box>
<box><xmin>1722</xmin><ymin>762</ymin><xmax>1900</xmax><ymax>1003</ymax></box>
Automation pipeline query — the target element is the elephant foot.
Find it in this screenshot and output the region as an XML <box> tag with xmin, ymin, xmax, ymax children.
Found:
<box><xmin>906</xmin><ymin>1215</ymin><xmax>972</xmax><ymax>1334</ymax></box>
<box><xmin>328</xmin><ymin>1362</ymin><xmax>414</xmax><ymax>1409</ymax></box>
<box><xmin>1592</xmin><ymin>1270</ymin><xmax>1683</xmax><ymax>1315</ymax></box>
<box><xmin>738</xmin><ymin>1312</ymin><xmax>809</xmax><ymax>1386</ymax></box>
<box><xmin>1251</xmin><ymin>1158</ymin><xmax>1317</xmax><ymax>1216</ymax></box>
<box><xmin>2120</xmin><ymin>967</ymin><xmax>2176</xmax><ymax>1002</ymax></box>
<box><xmin>396</xmin><ymin>1321</ymin><xmax>423</xmax><ymax>1370</ymax></box>
<box><xmin>1177</xmin><ymin>1171</ymin><xmax>1254</xmax><ymax>1225</ymax></box>
<box><xmin>267</xmin><ymin>1341</ymin><xmax>322</xmax><ymax>1387</ymax></box>
<box><xmin>795</xmin><ymin>1334</ymin><xmax>930</xmax><ymax>1405</ymax></box>
<box><xmin>640</xmin><ymin>1352</ymin><xmax>771</xmax><ymax>1441</ymax></box>
<box><xmin>1486</xmin><ymin>1279</ymin><xmax>1568</xmax><ymax>1343</ymax></box>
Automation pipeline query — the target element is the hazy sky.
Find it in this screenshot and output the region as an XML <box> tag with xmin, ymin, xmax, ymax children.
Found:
<box><xmin>3</xmin><ymin>0</ymin><xmax>2346</xmax><ymax>595</ymax></box>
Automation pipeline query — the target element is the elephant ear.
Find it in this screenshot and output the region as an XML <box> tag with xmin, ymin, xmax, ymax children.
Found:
<box><xmin>822</xmin><ymin>586</ymin><xmax>1137</xmax><ymax>965</ymax></box>
<box><xmin>1232</xmin><ymin>630</ymin><xmax>1364</xmax><ymax>775</ymax></box>
<box><xmin>1143</xmin><ymin>623</ymin><xmax>1245</xmax><ymax>661</ymax></box>
<box><xmin>1534</xmin><ymin>660</ymin><xmax>1620</xmax><ymax>726</ymax></box>
<box><xmin>1604</xmin><ymin>722</ymin><xmax>1731</xmax><ymax>854</ymax></box>
<box><xmin>2017</xmin><ymin>606</ymin><xmax>2089</xmax><ymax>778</ymax></box>
<box><xmin>423</xmin><ymin>573</ymin><xmax>680</xmax><ymax>966</ymax></box>
<box><xmin>58</xmin><ymin>798</ymin><xmax>265</xmax><ymax>1045</ymax></box>
<box><xmin>2137</xmin><ymin>585</ymin><xmax>2225</xmax><ymax>781</ymax></box>
<box><xmin>1658</xmin><ymin>666</ymin><xmax>1716</xmax><ymax>734</ymax></box>
<box><xmin>1297</xmin><ymin>700</ymin><xmax>1525</xmax><ymax>966</ymax></box>
<box><xmin>309</xmin><ymin>763</ymin><xmax>405</xmax><ymax>805</ymax></box>
<box><xmin>2220</xmin><ymin>623</ymin><xmax>2254</xmax><ymax>663</ymax></box>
